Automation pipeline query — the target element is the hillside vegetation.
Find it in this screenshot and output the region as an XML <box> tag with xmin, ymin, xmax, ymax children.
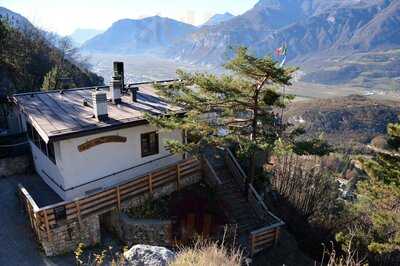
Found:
<box><xmin>285</xmin><ymin>95</ymin><xmax>400</xmax><ymax>151</ymax></box>
<box><xmin>0</xmin><ymin>19</ymin><xmax>103</xmax><ymax>95</ymax></box>
<box><xmin>301</xmin><ymin>49</ymin><xmax>400</xmax><ymax>90</ymax></box>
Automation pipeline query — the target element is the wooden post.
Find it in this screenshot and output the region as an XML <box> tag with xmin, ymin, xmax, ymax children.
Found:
<box><xmin>43</xmin><ymin>210</ymin><xmax>52</xmax><ymax>241</ymax></box>
<box><xmin>25</xmin><ymin>198</ymin><xmax>34</xmax><ymax>229</ymax></box>
<box><xmin>250</xmin><ymin>234</ymin><xmax>255</xmax><ymax>257</ymax></box>
<box><xmin>167</xmin><ymin>222</ymin><xmax>173</xmax><ymax>247</ymax></box>
<box><xmin>200</xmin><ymin>156</ymin><xmax>205</xmax><ymax>180</ymax></box>
<box><xmin>76</xmin><ymin>201</ymin><xmax>83</xmax><ymax>227</ymax></box>
<box><xmin>176</xmin><ymin>164</ymin><xmax>181</xmax><ymax>191</ymax></box>
<box><xmin>274</xmin><ymin>228</ymin><xmax>280</xmax><ymax>245</ymax></box>
<box><xmin>32</xmin><ymin>213</ymin><xmax>42</xmax><ymax>241</ymax></box>
<box><xmin>116</xmin><ymin>186</ymin><xmax>121</xmax><ymax>210</ymax></box>
<box><xmin>148</xmin><ymin>174</ymin><xmax>153</xmax><ymax>195</ymax></box>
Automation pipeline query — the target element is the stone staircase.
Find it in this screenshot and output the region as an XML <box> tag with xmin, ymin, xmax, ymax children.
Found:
<box><xmin>205</xmin><ymin>149</ymin><xmax>266</xmax><ymax>252</ymax></box>
<box><xmin>215</xmin><ymin>167</ymin><xmax>265</xmax><ymax>234</ymax></box>
<box><xmin>204</xmin><ymin>147</ymin><xmax>285</xmax><ymax>257</ymax></box>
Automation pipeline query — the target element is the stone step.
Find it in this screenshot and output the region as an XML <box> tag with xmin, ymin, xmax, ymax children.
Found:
<box><xmin>238</xmin><ymin>223</ymin><xmax>259</xmax><ymax>233</ymax></box>
<box><xmin>230</xmin><ymin>213</ymin><xmax>260</xmax><ymax>223</ymax></box>
<box><xmin>233</xmin><ymin>218</ymin><xmax>259</xmax><ymax>227</ymax></box>
<box><xmin>217</xmin><ymin>186</ymin><xmax>242</xmax><ymax>193</ymax></box>
<box><xmin>219</xmin><ymin>193</ymin><xmax>247</xmax><ymax>201</ymax></box>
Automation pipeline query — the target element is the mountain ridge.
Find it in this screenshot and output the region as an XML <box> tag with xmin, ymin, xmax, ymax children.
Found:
<box><xmin>203</xmin><ymin>12</ymin><xmax>235</xmax><ymax>26</ymax></box>
<box><xmin>0</xmin><ymin>10</ymin><xmax>103</xmax><ymax>94</ymax></box>
<box><xmin>82</xmin><ymin>16</ymin><xmax>198</xmax><ymax>54</ymax></box>
<box><xmin>68</xmin><ymin>28</ymin><xmax>103</xmax><ymax>45</ymax></box>
<box><xmin>167</xmin><ymin>0</ymin><xmax>397</xmax><ymax>65</ymax></box>
<box><xmin>0</xmin><ymin>7</ymin><xmax>35</xmax><ymax>32</ymax></box>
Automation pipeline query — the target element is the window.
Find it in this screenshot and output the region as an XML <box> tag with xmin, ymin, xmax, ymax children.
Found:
<box><xmin>141</xmin><ymin>132</ymin><xmax>159</xmax><ymax>157</ymax></box>
<box><xmin>26</xmin><ymin>123</ymin><xmax>33</xmax><ymax>139</ymax></box>
<box><xmin>26</xmin><ymin>121</ymin><xmax>56</xmax><ymax>165</ymax></box>
<box><xmin>47</xmin><ymin>141</ymin><xmax>56</xmax><ymax>164</ymax></box>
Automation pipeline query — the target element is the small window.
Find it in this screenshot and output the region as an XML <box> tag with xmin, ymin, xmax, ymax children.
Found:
<box><xmin>33</xmin><ymin>127</ymin><xmax>40</xmax><ymax>148</ymax></box>
<box><xmin>47</xmin><ymin>142</ymin><xmax>56</xmax><ymax>164</ymax></box>
<box><xmin>26</xmin><ymin>121</ymin><xmax>57</xmax><ymax>165</ymax></box>
<box><xmin>40</xmin><ymin>137</ymin><xmax>47</xmax><ymax>154</ymax></box>
<box><xmin>26</xmin><ymin>123</ymin><xmax>33</xmax><ymax>140</ymax></box>
<box><xmin>141</xmin><ymin>132</ymin><xmax>159</xmax><ymax>157</ymax></box>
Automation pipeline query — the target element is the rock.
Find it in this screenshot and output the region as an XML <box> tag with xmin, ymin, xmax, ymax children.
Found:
<box><xmin>124</xmin><ymin>245</ymin><xmax>175</xmax><ymax>266</ymax></box>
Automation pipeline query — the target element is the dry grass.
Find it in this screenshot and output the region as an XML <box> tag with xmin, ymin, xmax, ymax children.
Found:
<box><xmin>320</xmin><ymin>241</ymin><xmax>367</xmax><ymax>266</ymax></box>
<box><xmin>171</xmin><ymin>241</ymin><xmax>243</xmax><ymax>266</ymax></box>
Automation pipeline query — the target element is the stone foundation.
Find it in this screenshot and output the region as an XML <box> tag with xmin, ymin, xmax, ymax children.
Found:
<box><xmin>41</xmin><ymin>215</ymin><xmax>101</xmax><ymax>256</ymax></box>
<box><xmin>37</xmin><ymin>171</ymin><xmax>201</xmax><ymax>256</ymax></box>
<box><xmin>105</xmin><ymin>211</ymin><xmax>172</xmax><ymax>247</ymax></box>
<box><xmin>121</xmin><ymin>172</ymin><xmax>202</xmax><ymax>210</ymax></box>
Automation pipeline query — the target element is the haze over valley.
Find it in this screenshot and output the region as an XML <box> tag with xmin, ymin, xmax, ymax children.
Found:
<box><xmin>2</xmin><ymin>0</ymin><xmax>399</xmax><ymax>99</ymax></box>
<box><xmin>80</xmin><ymin>0</ymin><xmax>400</xmax><ymax>99</ymax></box>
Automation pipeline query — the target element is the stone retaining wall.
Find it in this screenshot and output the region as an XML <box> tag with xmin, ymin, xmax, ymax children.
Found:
<box><xmin>41</xmin><ymin>215</ymin><xmax>101</xmax><ymax>256</ymax></box>
<box><xmin>37</xmin><ymin>169</ymin><xmax>201</xmax><ymax>256</ymax></box>
<box><xmin>0</xmin><ymin>154</ymin><xmax>31</xmax><ymax>177</ymax></box>
<box><xmin>121</xmin><ymin>172</ymin><xmax>202</xmax><ymax>210</ymax></box>
<box><xmin>105</xmin><ymin>211</ymin><xmax>172</xmax><ymax>247</ymax></box>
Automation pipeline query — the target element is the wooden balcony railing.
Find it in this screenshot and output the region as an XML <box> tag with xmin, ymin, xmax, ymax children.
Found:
<box><xmin>18</xmin><ymin>158</ymin><xmax>201</xmax><ymax>242</ymax></box>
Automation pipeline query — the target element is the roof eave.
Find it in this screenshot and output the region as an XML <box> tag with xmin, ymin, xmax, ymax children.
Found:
<box><xmin>48</xmin><ymin>111</ymin><xmax>186</xmax><ymax>142</ymax></box>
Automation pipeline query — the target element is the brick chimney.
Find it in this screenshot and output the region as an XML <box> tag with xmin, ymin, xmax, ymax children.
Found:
<box><xmin>110</xmin><ymin>76</ymin><xmax>122</xmax><ymax>104</ymax></box>
<box><xmin>92</xmin><ymin>90</ymin><xmax>108</xmax><ymax>121</ymax></box>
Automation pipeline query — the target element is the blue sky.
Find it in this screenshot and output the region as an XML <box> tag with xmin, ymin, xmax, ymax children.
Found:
<box><xmin>0</xmin><ymin>0</ymin><xmax>258</xmax><ymax>35</ymax></box>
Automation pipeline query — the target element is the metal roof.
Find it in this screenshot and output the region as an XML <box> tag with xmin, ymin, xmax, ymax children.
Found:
<box><xmin>12</xmin><ymin>81</ymin><xmax>182</xmax><ymax>142</ymax></box>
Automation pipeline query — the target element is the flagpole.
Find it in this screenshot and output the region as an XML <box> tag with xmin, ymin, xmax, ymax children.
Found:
<box><xmin>279</xmin><ymin>43</ymin><xmax>288</xmax><ymax>132</ymax></box>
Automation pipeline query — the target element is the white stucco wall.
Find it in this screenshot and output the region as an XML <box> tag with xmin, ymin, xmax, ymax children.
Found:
<box><xmin>30</xmin><ymin>140</ymin><xmax>66</xmax><ymax>199</ymax></box>
<box><xmin>54</xmin><ymin>125</ymin><xmax>183</xmax><ymax>200</ymax></box>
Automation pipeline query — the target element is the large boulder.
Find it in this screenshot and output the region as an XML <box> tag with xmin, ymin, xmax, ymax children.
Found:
<box><xmin>124</xmin><ymin>245</ymin><xmax>176</xmax><ymax>266</ymax></box>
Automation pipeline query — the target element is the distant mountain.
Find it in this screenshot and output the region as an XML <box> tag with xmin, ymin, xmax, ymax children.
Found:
<box><xmin>82</xmin><ymin>16</ymin><xmax>198</xmax><ymax>54</ymax></box>
<box><xmin>0</xmin><ymin>7</ymin><xmax>34</xmax><ymax>32</ymax></box>
<box><xmin>167</xmin><ymin>0</ymin><xmax>317</xmax><ymax>64</ymax></box>
<box><xmin>167</xmin><ymin>0</ymin><xmax>397</xmax><ymax>65</ymax></box>
<box><xmin>68</xmin><ymin>28</ymin><xmax>103</xmax><ymax>45</ymax></box>
<box><xmin>163</xmin><ymin>0</ymin><xmax>400</xmax><ymax>89</ymax></box>
<box><xmin>203</xmin><ymin>12</ymin><xmax>234</xmax><ymax>26</ymax></box>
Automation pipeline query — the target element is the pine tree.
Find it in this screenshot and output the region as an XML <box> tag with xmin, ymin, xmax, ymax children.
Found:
<box><xmin>361</xmin><ymin>122</ymin><xmax>400</xmax><ymax>186</ymax></box>
<box><xmin>338</xmin><ymin>123</ymin><xmax>400</xmax><ymax>261</ymax></box>
<box><xmin>147</xmin><ymin>47</ymin><xmax>296</xmax><ymax>191</ymax></box>
<box><xmin>42</xmin><ymin>66</ymin><xmax>61</xmax><ymax>91</ymax></box>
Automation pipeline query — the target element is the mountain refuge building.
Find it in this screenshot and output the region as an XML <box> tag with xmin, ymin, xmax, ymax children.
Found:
<box><xmin>10</xmin><ymin>62</ymin><xmax>284</xmax><ymax>258</ymax></box>
<box><xmin>12</xmin><ymin>65</ymin><xmax>184</xmax><ymax>201</ymax></box>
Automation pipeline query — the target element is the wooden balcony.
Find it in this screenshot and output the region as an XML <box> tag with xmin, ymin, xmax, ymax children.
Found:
<box><xmin>18</xmin><ymin>158</ymin><xmax>201</xmax><ymax>242</ymax></box>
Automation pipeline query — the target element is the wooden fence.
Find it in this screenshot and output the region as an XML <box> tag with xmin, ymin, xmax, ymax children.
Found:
<box><xmin>249</xmin><ymin>225</ymin><xmax>280</xmax><ymax>256</ymax></box>
<box><xmin>224</xmin><ymin>149</ymin><xmax>284</xmax><ymax>256</ymax></box>
<box><xmin>18</xmin><ymin>158</ymin><xmax>201</xmax><ymax>242</ymax></box>
<box><xmin>202</xmin><ymin>156</ymin><xmax>222</xmax><ymax>187</ymax></box>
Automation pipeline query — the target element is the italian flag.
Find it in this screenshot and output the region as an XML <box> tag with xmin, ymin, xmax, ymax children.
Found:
<box><xmin>275</xmin><ymin>44</ymin><xmax>288</xmax><ymax>57</ymax></box>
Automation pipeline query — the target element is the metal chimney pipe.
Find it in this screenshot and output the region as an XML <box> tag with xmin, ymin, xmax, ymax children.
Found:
<box><xmin>92</xmin><ymin>91</ymin><xmax>108</xmax><ymax>121</ymax></box>
<box><xmin>113</xmin><ymin>61</ymin><xmax>124</xmax><ymax>89</ymax></box>
<box><xmin>130</xmin><ymin>87</ymin><xmax>139</xmax><ymax>102</ymax></box>
<box><xmin>110</xmin><ymin>76</ymin><xmax>122</xmax><ymax>104</ymax></box>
